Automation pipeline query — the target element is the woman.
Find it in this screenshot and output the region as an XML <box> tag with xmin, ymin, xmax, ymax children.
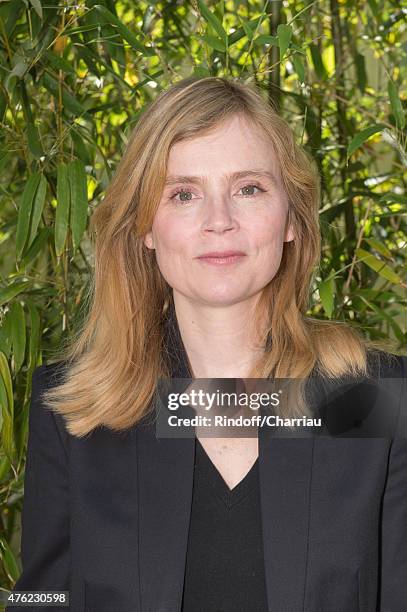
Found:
<box><xmin>8</xmin><ymin>77</ymin><xmax>406</xmax><ymax>612</ymax></box>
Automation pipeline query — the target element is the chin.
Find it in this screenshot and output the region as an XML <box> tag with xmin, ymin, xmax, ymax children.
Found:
<box><xmin>194</xmin><ymin>288</ymin><xmax>248</xmax><ymax>306</ymax></box>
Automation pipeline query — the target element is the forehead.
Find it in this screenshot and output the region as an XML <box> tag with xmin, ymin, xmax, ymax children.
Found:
<box><xmin>167</xmin><ymin>114</ymin><xmax>281</xmax><ymax>180</ymax></box>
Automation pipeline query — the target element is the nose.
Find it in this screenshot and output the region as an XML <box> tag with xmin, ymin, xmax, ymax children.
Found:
<box><xmin>201</xmin><ymin>195</ymin><xmax>239</xmax><ymax>234</ymax></box>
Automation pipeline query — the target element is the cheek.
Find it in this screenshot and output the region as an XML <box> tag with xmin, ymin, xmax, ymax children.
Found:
<box><xmin>152</xmin><ymin>217</ymin><xmax>193</xmax><ymax>282</ymax></box>
<box><xmin>249</xmin><ymin>212</ymin><xmax>287</xmax><ymax>251</ymax></box>
<box><xmin>153</xmin><ymin>216</ymin><xmax>188</xmax><ymax>256</ymax></box>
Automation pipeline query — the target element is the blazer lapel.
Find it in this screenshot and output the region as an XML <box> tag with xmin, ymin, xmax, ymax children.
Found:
<box><xmin>137</xmin><ymin>300</ymin><xmax>196</xmax><ymax>612</ymax></box>
<box><xmin>259</xmin><ymin>419</ymin><xmax>315</xmax><ymax>611</ymax></box>
<box><xmin>258</xmin><ymin>373</ymin><xmax>331</xmax><ymax>611</ymax></box>
<box><xmin>136</xmin><ymin>423</ymin><xmax>195</xmax><ymax>611</ymax></box>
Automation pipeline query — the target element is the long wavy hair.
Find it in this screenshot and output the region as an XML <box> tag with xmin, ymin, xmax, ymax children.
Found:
<box><xmin>41</xmin><ymin>76</ymin><xmax>388</xmax><ymax>437</ymax></box>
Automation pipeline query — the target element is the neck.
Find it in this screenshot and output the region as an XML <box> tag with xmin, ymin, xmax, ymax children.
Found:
<box><xmin>171</xmin><ymin>292</ymin><xmax>267</xmax><ymax>378</ymax></box>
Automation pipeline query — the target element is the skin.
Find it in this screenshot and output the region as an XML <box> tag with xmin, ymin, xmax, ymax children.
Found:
<box><xmin>143</xmin><ymin>113</ymin><xmax>294</xmax><ymax>488</ymax></box>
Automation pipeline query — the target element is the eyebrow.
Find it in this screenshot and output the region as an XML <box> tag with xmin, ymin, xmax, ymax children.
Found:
<box><xmin>164</xmin><ymin>169</ymin><xmax>278</xmax><ymax>186</ymax></box>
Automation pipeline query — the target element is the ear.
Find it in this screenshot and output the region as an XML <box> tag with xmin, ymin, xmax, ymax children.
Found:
<box><xmin>143</xmin><ymin>231</ymin><xmax>155</xmax><ymax>250</ymax></box>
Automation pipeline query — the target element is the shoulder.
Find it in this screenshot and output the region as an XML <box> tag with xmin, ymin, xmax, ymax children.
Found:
<box><xmin>315</xmin><ymin>349</ymin><xmax>407</xmax><ymax>438</ymax></box>
<box><xmin>365</xmin><ymin>348</ymin><xmax>407</xmax><ymax>379</ymax></box>
<box><xmin>31</xmin><ymin>359</ymin><xmax>69</xmax><ymax>390</ymax></box>
<box><xmin>366</xmin><ymin>349</ymin><xmax>407</xmax><ymax>438</ymax></box>
<box><xmin>30</xmin><ymin>360</ymin><xmax>71</xmax><ymax>452</ymax></box>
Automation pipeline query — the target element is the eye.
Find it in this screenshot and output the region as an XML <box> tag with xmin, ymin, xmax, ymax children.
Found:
<box><xmin>238</xmin><ymin>183</ymin><xmax>266</xmax><ymax>197</ymax></box>
<box><xmin>169</xmin><ymin>188</ymin><xmax>196</xmax><ymax>203</ymax></box>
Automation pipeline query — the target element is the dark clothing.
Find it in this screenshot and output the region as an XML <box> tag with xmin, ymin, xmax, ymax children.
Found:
<box><xmin>181</xmin><ymin>438</ymin><xmax>268</xmax><ymax>611</ymax></box>
<box><xmin>7</xmin><ymin>299</ymin><xmax>407</xmax><ymax>611</ymax></box>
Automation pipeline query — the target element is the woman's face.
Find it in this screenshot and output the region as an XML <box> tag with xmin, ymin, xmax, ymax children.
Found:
<box><xmin>143</xmin><ymin>113</ymin><xmax>294</xmax><ymax>307</ymax></box>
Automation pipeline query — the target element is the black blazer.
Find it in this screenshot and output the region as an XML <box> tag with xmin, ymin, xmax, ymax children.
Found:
<box><xmin>7</xmin><ymin>311</ymin><xmax>407</xmax><ymax>612</ymax></box>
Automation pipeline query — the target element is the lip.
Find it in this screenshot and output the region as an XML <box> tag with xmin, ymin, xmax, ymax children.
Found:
<box><xmin>196</xmin><ymin>251</ymin><xmax>246</xmax><ymax>266</ymax></box>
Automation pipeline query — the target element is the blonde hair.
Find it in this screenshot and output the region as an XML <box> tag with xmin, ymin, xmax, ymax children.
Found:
<box><xmin>42</xmin><ymin>76</ymin><xmax>388</xmax><ymax>437</ymax></box>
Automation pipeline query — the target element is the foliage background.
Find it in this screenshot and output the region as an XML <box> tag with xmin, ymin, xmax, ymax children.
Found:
<box><xmin>0</xmin><ymin>0</ymin><xmax>406</xmax><ymax>598</ymax></box>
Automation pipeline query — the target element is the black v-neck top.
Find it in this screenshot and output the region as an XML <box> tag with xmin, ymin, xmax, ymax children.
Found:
<box><xmin>181</xmin><ymin>438</ymin><xmax>269</xmax><ymax>611</ymax></box>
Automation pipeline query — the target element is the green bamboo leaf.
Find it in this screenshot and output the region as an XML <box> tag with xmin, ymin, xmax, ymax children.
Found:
<box><xmin>355</xmin><ymin>52</ymin><xmax>367</xmax><ymax>93</ymax></box>
<box><xmin>277</xmin><ymin>24</ymin><xmax>292</xmax><ymax>61</ymax></box>
<box><xmin>359</xmin><ymin>297</ymin><xmax>404</xmax><ymax>344</ymax></box>
<box><xmin>363</xmin><ymin>238</ymin><xmax>393</xmax><ymax>260</ymax></box>
<box><xmin>0</xmin><ymin>456</ymin><xmax>11</xmax><ymax>482</ymax></box>
<box><xmin>0</xmin><ymin>281</ymin><xmax>32</xmax><ymax>307</ymax></box>
<box><xmin>0</xmin><ymin>310</ymin><xmax>12</xmax><ymax>357</ymax></box>
<box><xmin>9</xmin><ymin>302</ymin><xmax>26</xmax><ymax>373</ymax></box>
<box><xmin>27</xmin><ymin>173</ymin><xmax>47</xmax><ymax>251</ymax></box>
<box><xmin>1</xmin><ymin>0</ymin><xmax>23</xmax><ymax>37</ymax></box>
<box><xmin>379</xmin><ymin>193</ymin><xmax>407</xmax><ymax>205</ymax></box>
<box><xmin>253</xmin><ymin>34</ymin><xmax>278</xmax><ymax>47</ymax></box>
<box><xmin>0</xmin><ymin>352</ymin><xmax>13</xmax><ymax>415</ymax></box>
<box><xmin>0</xmin><ymin>374</ymin><xmax>8</xmax><ymax>435</ymax></box>
<box><xmin>55</xmin><ymin>164</ymin><xmax>70</xmax><ymax>257</ymax></box>
<box><xmin>228</xmin><ymin>15</ymin><xmax>267</xmax><ymax>46</ymax></box>
<box><xmin>0</xmin><ymin>352</ymin><xmax>15</xmax><ymax>462</ymax></box>
<box><xmin>198</xmin><ymin>0</ymin><xmax>227</xmax><ymax>44</ymax></box>
<box><xmin>229</xmin><ymin>16</ymin><xmax>265</xmax><ymax>44</ymax></box>
<box><xmin>70</xmin><ymin>130</ymin><xmax>92</xmax><ymax>166</ymax></box>
<box><xmin>141</xmin><ymin>5</ymin><xmax>155</xmax><ymax>33</ymax></box>
<box><xmin>27</xmin><ymin>302</ymin><xmax>41</xmax><ymax>372</ymax></box>
<box><xmin>356</xmin><ymin>248</ymin><xmax>401</xmax><ymax>284</ymax></box>
<box><xmin>28</xmin><ymin>0</ymin><xmax>42</xmax><ymax>20</ymax></box>
<box><xmin>63</xmin><ymin>24</ymin><xmax>101</xmax><ymax>36</ymax></box>
<box><xmin>318</xmin><ymin>276</ymin><xmax>335</xmax><ymax>318</ymax></box>
<box><xmin>68</xmin><ymin>160</ymin><xmax>88</xmax><ymax>252</ymax></box>
<box><xmin>293</xmin><ymin>54</ymin><xmax>305</xmax><ymax>83</ymax></box>
<box><xmin>26</xmin><ymin>123</ymin><xmax>43</xmax><ymax>159</ymax></box>
<box><xmin>20</xmin><ymin>227</ymin><xmax>52</xmax><ymax>267</ymax></box>
<box><xmin>388</xmin><ymin>80</ymin><xmax>405</xmax><ymax>129</ymax></box>
<box><xmin>309</xmin><ymin>43</ymin><xmax>328</xmax><ymax>80</ymax></box>
<box><xmin>93</xmin><ymin>5</ymin><xmax>154</xmax><ymax>55</ymax></box>
<box><xmin>347</xmin><ymin>124</ymin><xmax>386</xmax><ymax>159</ymax></box>
<box><xmin>201</xmin><ymin>34</ymin><xmax>226</xmax><ymax>53</ymax></box>
<box><xmin>15</xmin><ymin>173</ymin><xmax>41</xmax><ymax>260</ymax></box>
<box><xmin>0</xmin><ymin>536</ymin><xmax>20</xmax><ymax>582</ymax></box>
